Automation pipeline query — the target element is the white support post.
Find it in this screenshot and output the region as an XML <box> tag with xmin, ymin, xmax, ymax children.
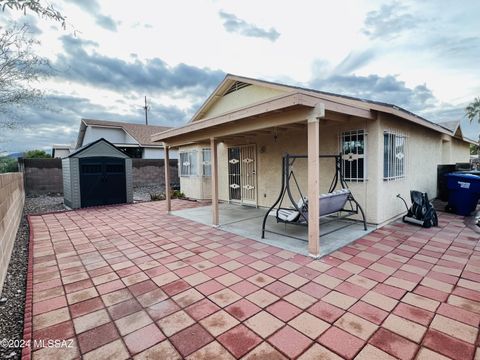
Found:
<box><xmin>307</xmin><ymin>104</ymin><xmax>325</xmax><ymax>258</ymax></box>
<box><xmin>211</xmin><ymin>137</ymin><xmax>219</xmax><ymax>226</ymax></box>
<box><xmin>164</xmin><ymin>143</ymin><xmax>171</xmax><ymax>212</ymax></box>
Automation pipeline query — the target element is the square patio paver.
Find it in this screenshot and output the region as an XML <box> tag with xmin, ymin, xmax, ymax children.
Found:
<box><xmin>24</xmin><ymin>200</ymin><xmax>480</xmax><ymax>360</ymax></box>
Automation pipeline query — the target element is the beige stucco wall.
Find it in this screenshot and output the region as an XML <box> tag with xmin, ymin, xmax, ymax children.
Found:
<box><xmin>0</xmin><ymin>173</ymin><xmax>25</xmax><ymax>293</ymax></box>
<box><xmin>179</xmin><ymin>109</ymin><xmax>470</xmax><ymax>225</ymax></box>
<box><xmin>201</xmin><ymin>85</ymin><xmax>288</xmax><ymax>119</ymax></box>
<box><xmin>450</xmin><ymin>137</ymin><xmax>470</xmax><ymax>164</ymax></box>
<box><xmin>375</xmin><ymin>113</ymin><xmax>470</xmax><ymax>224</ymax></box>
<box><xmin>216</xmin><ymin>117</ymin><xmax>376</xmax><ymax>220</ymax></box>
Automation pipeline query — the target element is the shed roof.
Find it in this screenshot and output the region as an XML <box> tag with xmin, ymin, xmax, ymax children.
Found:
<box><xmin>68</xmin><ymin>138</ymin><xmax>130</xmax><ymax>158</ymax></box>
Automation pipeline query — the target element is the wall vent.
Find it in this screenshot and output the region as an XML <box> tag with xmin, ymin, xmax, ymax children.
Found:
<box><xmin>224</xmin><ymin>81</ymin><xmax>251</xmax><ymax>96</ymax></box>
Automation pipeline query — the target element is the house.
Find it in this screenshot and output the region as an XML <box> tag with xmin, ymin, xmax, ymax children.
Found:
<box><xmin>76</xmin><ymin>119</ymin><xmax>177</xmax><ymax>159</ymax></box>
<box><xmin>52</xmin><ymin>144</ymin><xmax>73</xmax><ymax>158</ymax></box>
<box><xmin>152</xmin><ymin>74</ymin><xmax>474</xmax><ymax>257</ymax></box>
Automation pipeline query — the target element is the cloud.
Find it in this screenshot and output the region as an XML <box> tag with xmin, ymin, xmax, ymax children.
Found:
<box><xmin>218</xmin><ymin>11</ymin><xmax>280</xmax><ymax>42</ymax></box>
<box><xmin>64</xmin><ymin>0</ymin><xmax>118</xmax><ymax>32</ymax></box>
<box><xmin>52</xmin><ymin>36</ymin><xmax>225</xmax><ymax>98</ymax></box>
<box><xmin>333</xmin><ymin>48</ymin><xmax>377</xmax><ymax>75</ymax></box>
<box><xmin>95</xmin><ymin>15</ymin><xmax>118</xmax><ymax>31</ymax></box>
<box><xmin>65</xmin><ymin>0</ymin><xmax>100</xmax><ymax>13</ymax></box>
<box><xmin>0</xmin><ymin>92</ymin><xmax>192</xmax><ymax>152</ymax></box>
<box><xmin>362</xmin><ymin>1</ymin><xmax>417</xmax><ymax>40</ymax></box>
<box><xmin>310</xmin><ymin>73</ymin><xmax>436</xmax><ymax>112</ymax></box>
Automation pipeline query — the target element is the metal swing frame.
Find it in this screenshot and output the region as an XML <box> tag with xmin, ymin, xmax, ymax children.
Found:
<box><xmin>261</xmin><ymin>153</ymin><xmax>367</xmax><ymax>241</ymax></box>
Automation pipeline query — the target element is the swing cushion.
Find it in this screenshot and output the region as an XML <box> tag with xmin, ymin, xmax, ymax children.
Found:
<box><xmin>269</xmin><ymin>197</ymin><xmax>307</xmax><ymax>222</ymax></box>
<box><xmin>269</xmin><ymin>191</ymin><xmax>350</xmax><ymax>222</ymax></box>
<box><xmin>319</xmin><ymin>189</ymin><xmax>350</xmax><ymax>216</ymax></box>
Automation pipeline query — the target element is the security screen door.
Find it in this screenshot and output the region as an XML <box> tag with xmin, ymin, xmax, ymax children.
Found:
<box><xmin>227</xmin><ymin>145</ymin><xmax>256</xmax><ymax>205</ymax></box>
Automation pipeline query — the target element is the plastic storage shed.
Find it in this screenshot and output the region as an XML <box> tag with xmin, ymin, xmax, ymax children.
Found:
<box><xmin>62</xmin><ymin>138</ymin><xmax>133</xmax><ymax>209</ymax></box>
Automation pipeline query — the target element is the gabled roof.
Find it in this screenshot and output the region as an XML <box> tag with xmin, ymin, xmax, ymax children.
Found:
<box><xmin>77</xmin><ymin>119</ymin><xmax>171</xmax><ymax>148</ymax></box>
<box><xmin>191</xmin><ymin>74</ymin><xmax>440</xmax><ymax>128</ymax></box>
<box><xmin>68</xmin><ymin>138</ymin><xmax>130</xmax><ymax>158</ymax></box>
<box><xmin>154</xmin><ymin>74</ymin><xmax>477</xmax><ymax>145</ymax></box>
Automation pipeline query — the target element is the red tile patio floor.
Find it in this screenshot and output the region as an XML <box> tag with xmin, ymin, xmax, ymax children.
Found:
<box><xmin>23</xmin><ymin>200</ymin><xmax>480</xmax><ymax>359</ymax></box>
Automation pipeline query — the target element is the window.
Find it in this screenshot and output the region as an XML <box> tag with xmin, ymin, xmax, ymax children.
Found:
<box><xmin>179</xmin><ymin>151</ymin><xmax>197</xmax><ymax>177</ymax></box>
<box><xmin>340</xmin><ymin>130</ymin><xmax>367</xmax><ymax>181</ymax></box>
<box><xmin>383</xmin><ymin>131</ymin><xmax>407</xmax><ymax>180</ymax></box>
<box><xmin>202</xmin><ymin>148</ymin><xmax>211</xmax><ymax>176</ymax></box>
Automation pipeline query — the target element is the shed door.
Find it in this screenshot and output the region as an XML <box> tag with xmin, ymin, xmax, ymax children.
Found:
<box><xmin>79</xmin><ymin>157</ymin><xmax>126</xmax><ymax>207</ymax></box>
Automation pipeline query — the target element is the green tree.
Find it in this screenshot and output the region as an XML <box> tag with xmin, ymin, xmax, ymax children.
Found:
<box><xmin>0</xmin><ymin>0</ymin><xmax>65</xmax><ymax>27</ymax></box>
<box><xmin>23</xmin><ymin>149</ymin><xmax>51</xmax><ymax>158</ymax></box>
<box><xmin>0</xmin><ymin>0</ymin><xmax>66</xmax><ymax>150</ymax></box>
<box><xmin>471</xmin><ymin>144</ymin><xmax>479</xmax><ymax>155</ymax></box>
<box><xmin>0</xmin><ymin>156</ymin><xmax>18</xmax><ymax>173</ymax></box>
<box><xmin>466</xmin><ymin>97</ymin><xmax>480</xmax><ymax>124</ymax></box>
<box><xmin>466</xmin><ymin>97</ymin><xmax>480</xmax><ymax>156</ymax></box>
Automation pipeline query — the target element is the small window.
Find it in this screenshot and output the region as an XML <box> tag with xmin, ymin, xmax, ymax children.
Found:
<box><xmin>340</xmin><ymin>130</ymin><xmax>367</xmax><ymax>181</ymax></box>
<box><xmin>179</xmin><ymin>151</ymin><xmax>197</xmax><ymax>177</ymax></box>
<box><xmin>202</xmin><ymin>148</ymin><xmax>211</xmax><ymax>176</ymax></box>
<box><xmin>384</xmin><ymin>131</ymin><xmax>407</xmax><ymax>180</ymax></box>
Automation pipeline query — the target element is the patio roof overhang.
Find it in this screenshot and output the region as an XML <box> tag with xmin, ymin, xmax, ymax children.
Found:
<box><xmin>151</xmin><ymin>92</ymin><xmax>374</xmax><ymax>147</ymax></box>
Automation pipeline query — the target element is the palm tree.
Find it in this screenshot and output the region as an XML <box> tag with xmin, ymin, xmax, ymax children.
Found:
<box><xmin>466</xmin><ymin>97</ymin><xmax>480</xmax><ymax>123</ymax></box>
<box><xmin>466</xmin><ymin>97</ymin><xmax>480</xmax><ymax>159</ymax></box>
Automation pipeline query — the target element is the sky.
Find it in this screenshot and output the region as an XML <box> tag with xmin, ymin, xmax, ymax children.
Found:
<box><xmin>0</xmin><ymin>0</ymin><xmax>479</xmax><ymax>152</ymax></box>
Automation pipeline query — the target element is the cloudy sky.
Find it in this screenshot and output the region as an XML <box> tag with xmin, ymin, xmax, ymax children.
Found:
<box><xmin>1</xmin><ymin>0</ymin><xmax>479</xmax><ymax>152</ymax></box>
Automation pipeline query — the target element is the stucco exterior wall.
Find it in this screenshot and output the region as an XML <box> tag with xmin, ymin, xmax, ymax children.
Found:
<box><xmin>375</xmin><ymin>113</ymin><xmax>470</xmax><ymax>225</ymax></box>
<box><xmin>450</xmin><ymin>137</ymin><xmax>470</xmax><ymax>163</ymax></box>
<box><xmin>201</xmin><ymin>85</ymin><xmax>288</xmax><ymax>119</ymax></box>
<box><xmin>216</xmin><ymin>116</ymin><xmax>376</xmax><ymax>222</ymax></box>
<box><xmin>178</xmin><ymin>112</ymin><xmax>471</xmax><ymax>225</ymax></box>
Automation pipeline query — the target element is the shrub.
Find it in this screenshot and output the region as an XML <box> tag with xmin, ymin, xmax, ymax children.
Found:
<box><xmin>149</xmin><ymin>192</ymin><xmax>166</xmax><ymax>201</ymax></box>
<box><xmin>0</xmin><ymin>157</ymin><xmax>18</xmax><ymax>173</ymax></box>
<box><xmin>172</xmin><ymin>190</ymin><xmax>185</xmax><ymax>199</ymax></box>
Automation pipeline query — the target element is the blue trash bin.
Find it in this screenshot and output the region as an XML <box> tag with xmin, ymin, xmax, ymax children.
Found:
<box><xmin>446</xmin><ymin>173</ymin><xmax>480</xmax><ymax>216</ymax></box>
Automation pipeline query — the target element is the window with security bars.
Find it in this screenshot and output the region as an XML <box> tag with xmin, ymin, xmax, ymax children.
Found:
<box><xmin>179</xmin><ymin>151</ymin><xmax>197</xmax><ymax>177</ymax></box>
<box><xmin>202</xmin><ymin>148</ymin><xmax>211</xmax><ymax>176</ymax></box>
<box><xmin>340</xmin><ymin>130</ymin><xmax>367</xmax><ymax>181</ymax></box>
<box><xmin>383</xmin><ymin>131</ymin><xmax>407</xmax><ymax>180</ymax></box>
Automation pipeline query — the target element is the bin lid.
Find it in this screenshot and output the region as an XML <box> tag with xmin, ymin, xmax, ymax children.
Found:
<box><xmin>446</xmin><ymin>173</ymin><xmax>480</xmax><ymax>181</ymax></box>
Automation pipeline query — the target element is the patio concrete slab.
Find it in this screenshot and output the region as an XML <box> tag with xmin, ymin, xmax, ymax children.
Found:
<box><xmin>172</xmin><ymin>203</ymin><xmax>376</xmax><ymax>256</ymax></box>
<box><xmin>23</xmin><ymin>199</ymin><xmax>480</xmax><ymax>360</ymax></box>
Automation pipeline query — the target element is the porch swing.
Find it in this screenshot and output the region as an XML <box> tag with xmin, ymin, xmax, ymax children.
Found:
<box><xmin>261</xmin><ymin>153</ymin><xmax>367</xmax><ymax>240</ymax></box>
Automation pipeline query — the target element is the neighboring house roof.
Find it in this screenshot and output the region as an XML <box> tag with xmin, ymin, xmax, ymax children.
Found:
<box><xmin>76</xmin><ymin>119</ymin><xmax>171</xmax><ymax>149</ymax></box>
<box><xmin>437</xmin><ymin>120</ymin><xmax>460</xmax><ymax>133</ymax></box>
<box><xmin>151</xmin><ymin>74</ymin><xmax>474</xmax><ymax>145</ymax></box>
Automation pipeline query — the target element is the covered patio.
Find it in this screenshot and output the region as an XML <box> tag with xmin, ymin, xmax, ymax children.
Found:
<box><xmin>172</xmin><ymin>203</ymin><xmax>375</xmax><ymax>257</ymax></box>
<box><xmin>153</xmin><ymin>88</ymin><xmax>375</xmax><ymax>258</ymax></box>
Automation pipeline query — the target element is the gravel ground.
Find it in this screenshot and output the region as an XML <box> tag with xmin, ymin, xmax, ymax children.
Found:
<box><xmin>133</xmin><ymin>185</ymin><xmax>165</xmax><ymax>202</ymax></box>
<box><xmin>0</xmin><ymin>195</ymin><xmax>64</xmax><ymax>360</ymax></box>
